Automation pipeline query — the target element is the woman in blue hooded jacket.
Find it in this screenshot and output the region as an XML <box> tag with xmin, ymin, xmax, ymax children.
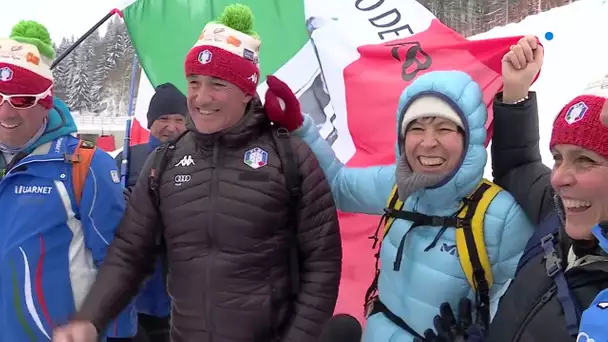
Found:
<box><xmin>264</xmin><ymin>70</ymin><xmax>535</xmax><ymax>341</ymax></box>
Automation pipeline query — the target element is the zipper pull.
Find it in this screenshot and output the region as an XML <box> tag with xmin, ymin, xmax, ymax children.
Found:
<box><xmin>541</xmin><ymin>287</ymin><xmax>556</xmax><ymax>303</ymax></box>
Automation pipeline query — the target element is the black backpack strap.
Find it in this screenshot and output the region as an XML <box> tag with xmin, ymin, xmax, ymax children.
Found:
<box><xmin>457</xmin><ymin>184</ymin><xmax>491</xmax><ymax>329</ymax></box>
<box><xmin>147</xmin><ymin>131</ymin><xmax>189</xmax><ymax>207</ymax></box>
<box><xmin>516</xmin><ymin>213</ymin><xmax>560</xmax><ymax>276</ymax></box>
<box><xmin>147</xmin><ymin>130</ymin><xmax>188</xmax><ymax>282</ymax></box>
<box><xmin>540</xmin><ymin>233</ymin><xmax>581</xmax><ymax>336</ymax></box>
<box><xmin>148</xmin><ymin>143</ymin><xmax>175</xmax><ymax>207</ymax></box>
<box><xmin>270</xmin><ymin>127</ymin><xmax>302</xmax><ymax>298</ymax></box>
<box><xmin>369</xmin><ymin>299</ymin><xmax>425</xmax><ymax>340</ymax></box>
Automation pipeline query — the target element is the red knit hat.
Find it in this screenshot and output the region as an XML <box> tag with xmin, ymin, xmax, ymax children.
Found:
<box><xmin>550</xmin><ymin>94</ymin><xmax>608</xmax><ymax>159</ymax></box>
<box><xmin>184</xmin><ymin>4</ymin><xmax>260</xmax><ymax>96</ymax></box>
<box><xmin>0</xmin><ymin>21</ymin><xmax>54</xmax><ymax>109</ymax></box>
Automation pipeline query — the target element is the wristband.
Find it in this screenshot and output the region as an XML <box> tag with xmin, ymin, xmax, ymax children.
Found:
<box><xmin>508</xmin><ymin>95</ymin><xmax>529</xmax><ymax>105</ymax></box>
<box><xmin>500</xmin><ymin>93</ymin><xmax>529</xmax><ymax>105</ymax></box>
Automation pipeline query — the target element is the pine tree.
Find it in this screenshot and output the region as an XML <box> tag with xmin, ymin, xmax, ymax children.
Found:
<box><xmin>52</xmin><ymin>38</ymin><xmax>71</xmax><ymax>101</ymax></box>
<box><xmin>67</xmin><ymin>45</ymin><xmax>92</xmax><ymax>112</ymax></box>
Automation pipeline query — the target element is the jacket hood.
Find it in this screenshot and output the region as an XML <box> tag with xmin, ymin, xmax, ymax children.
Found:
<box><xmin>27</xmin><ymin>97</ymin><xmax>77</xmax><ymax>152</ymax></box>
<box><xmin>395</xmin><ymin>71</ymin><xmax>487</xmax><ymax>212</ymax></box>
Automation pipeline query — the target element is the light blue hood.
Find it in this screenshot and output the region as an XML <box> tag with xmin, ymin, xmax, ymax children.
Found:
<box><xmin>26</xmin><ymin>97</ymin><xmax>78</xmax><ymax>152</ymax></box>
<box><xmin>395</xmin><ymin>70</ymin><xmax>488</xmax><ymax>214</ymax></box>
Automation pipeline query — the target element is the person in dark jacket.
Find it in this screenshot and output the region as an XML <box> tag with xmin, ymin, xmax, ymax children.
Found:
<box><xmin>116</xmin><ymin>82</ymin><xmax>187</xmax><ymax>189</ymax></box>
<box><xmin>52</xmin><ymin>5</ymin><xmax>342</xmax><ymax>342</ymax></box>
<box><xmin>114</xmin><ymin>82</ymin><xmax>187</xmax><ymax>342</ymax></box>
<box><xmin>416</xmin><ymin>36</ymin><xmax>608</xmax><ymax>342</ymax></box>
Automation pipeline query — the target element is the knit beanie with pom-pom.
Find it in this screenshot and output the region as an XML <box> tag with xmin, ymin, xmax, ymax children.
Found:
<box><xmin>184</xmin><ymin>4</ymin><xmax>261</xmax><ymax>96</ymax></box>
<box><xmin>0</xmin><ymin>20</ymin><xmax>54</xmax><ymax>109</ymax></box>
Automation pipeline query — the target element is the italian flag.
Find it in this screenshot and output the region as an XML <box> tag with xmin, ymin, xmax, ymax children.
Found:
<box><xmin>122</xmin><ymin>0</ymin><xmax>525</xmax><ymax>323</ymax></box>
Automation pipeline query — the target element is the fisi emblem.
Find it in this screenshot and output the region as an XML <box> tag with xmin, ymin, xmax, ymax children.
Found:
<box><xmin>565</xmin><ymin>101</ymin><xmax>588</xmax><ymax>124</ymax></box>
<box><xmin>244</xmin><ymin>147</ymin><xmax>268</xmax><ymax>169</ymax></box>
<box><xmin>110</xmin><ymin>170</ymin><xmax>120</xmax><ymax>183</ymax></box>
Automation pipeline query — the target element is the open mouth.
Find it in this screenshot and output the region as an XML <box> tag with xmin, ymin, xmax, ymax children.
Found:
<box><xmin>562</xmin><ymin>198</ymin><xmax>591</xmax><ymax>213</ymax></box>
<box><xmin>417</xmin><ymin>156</ymin><xmax>446</xmax><ymax>168</ymax></box>
<box><xmin>198</xmin><ymin>109</ymin><xmax>218</xmax><ymax>116</ymax></box>
<box><xmin>0</xmin><ymin>122</ymin><xmax>19</xmax><ymax>130</ymax></box>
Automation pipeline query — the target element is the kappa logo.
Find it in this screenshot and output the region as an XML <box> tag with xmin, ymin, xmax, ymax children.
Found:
<box><xmin>387</xmin><ymin>41</ymin><xmax>432</xmax><ymax>82</ymax></box>
<box><xmin>244</xmin><ymin>147</ymin><xmax>268</xmax><ymax>169</ymax></box>
<box><xmin>565</xmin><ymin>101</ymin><xmax>588</xmax><ymax>124</ymax></box>
<box><xmin>174</xmin><ymin>174</ymin><xmax>191</xmax><ymax>186</ymax></box>
<box><xmin>248</xmin><ymin>73</ymin><xmax>258</xmax><ymax>83</ymax></box>
<box><xmin>0</xmin><ymin>66</ymin><xmax>13</xmax><ymax>82</ymax></box>
<box><xmin>198</xmin><ymin>50</ymin><xmax>212</xmax><ymax>64</ymax></box>
<box><xmin>175</xmin><ymin>155</ymin><xmax>196</xmax><ymax>167</ymax></box>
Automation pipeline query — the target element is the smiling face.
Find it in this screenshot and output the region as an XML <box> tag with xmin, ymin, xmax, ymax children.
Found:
<box><xmin>186</xmin><ymin>74</ymin><xmax>252</xmax><ymax>134</ymax></box>
<box><xmin>551</xmin><ymin>144</ymin><xmax>608</xmax><ymax>239</ymax></box>
<box><xmin>403</xmin><ymin>117</ymin><xmax>465</xmax><ymax>174</ymax></box>
<box><xmin>0</xmin><ymin>101</ymin><xmax>48</xmax><ymax>148</ymax></box>
<box><xmin>149</xmin><ymin>114</ymin><xmax>186</xmax><ymax>143</ymax></box>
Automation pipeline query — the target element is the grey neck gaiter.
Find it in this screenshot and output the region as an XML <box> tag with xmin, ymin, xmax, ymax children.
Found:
<box><xmin>395</xmin><ymin>153</ymin><xmax>448</xmax><ymax>202</ymax></box>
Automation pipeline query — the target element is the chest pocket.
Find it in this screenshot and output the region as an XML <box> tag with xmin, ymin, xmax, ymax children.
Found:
<box><xmin>365</xmin><ymin>178</ymin><xmax>502</xmax><ymax>333</ymax></box>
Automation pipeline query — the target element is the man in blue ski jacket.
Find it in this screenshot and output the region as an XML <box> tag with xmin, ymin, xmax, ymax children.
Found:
<box><xmin>115</xmin><ymin>82</ymin><xmax>187</xmax><ymax>342</ymax></box>
<box><xmin>0</xmin><ymin>21</ymin><xmax>136</xmax><ymax>341</ymax></box>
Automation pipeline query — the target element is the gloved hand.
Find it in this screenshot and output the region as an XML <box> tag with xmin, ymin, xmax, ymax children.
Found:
<box><xmin>264</xmin><ymin>75</ymin><xmax>304</xmax><ymax>131</ymax></box>
<box><xmin>413</xmin><ymin>298</ymin><xmax>486</xmax><ymax>342</ymax></box>
<box><xmin>123</xmin><ymin>186</ymin><xmax>133</xmax><ymax>202</ymax></box>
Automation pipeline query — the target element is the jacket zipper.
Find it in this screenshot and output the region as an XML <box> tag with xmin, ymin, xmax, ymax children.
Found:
<box><xmin>206</xmin><ymin>140</ymin><xmax>219</xmax><ymax>332</ymax></box>
<box><xmin>512</xmin><ymin>285</ymin><xmax>557</xmax><ymax>341</ymax></box>
<box><xmin>6</xmin><ymin>158</ymin><xmax>65</xmax><ymax>176</ymax></box>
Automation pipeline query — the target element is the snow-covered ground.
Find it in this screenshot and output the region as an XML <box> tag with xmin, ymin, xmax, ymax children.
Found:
<box><xmin>471</xmin><ymin>0</ymin><xmax>608</xmax><ymax>178</ymax></box>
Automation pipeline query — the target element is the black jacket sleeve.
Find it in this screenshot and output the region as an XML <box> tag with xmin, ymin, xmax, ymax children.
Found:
<box><xmin>75</xmin><ymin>151</ymin><xmax>161</xmax><ymax>331</ymax></box>
<box><xmin>282</xmin><ymin>138</ymin><xmax>342</xmax><ymax>342</ymax></box>
<box><xmin>491</xmin><ymin>92</ymin><xmax>554</xmax><ymax>225</ymax></box>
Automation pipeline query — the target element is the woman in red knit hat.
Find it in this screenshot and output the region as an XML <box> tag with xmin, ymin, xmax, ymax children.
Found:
<box><xmin>414</xmin><ymin>36</ymin><xmax>608</xmax><ymax>342</ymax></box>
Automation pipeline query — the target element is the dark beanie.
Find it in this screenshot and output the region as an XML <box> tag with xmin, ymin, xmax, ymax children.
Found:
<box><xmin>147</xmin><ymin>83</ymin><xmax>188</xmax><ymax>128</ymax></box>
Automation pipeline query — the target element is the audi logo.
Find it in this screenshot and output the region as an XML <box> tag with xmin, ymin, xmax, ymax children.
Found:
<box><xmin>174</xmin><ymin>175</ymin><xmax>191</xmax><ymax>182</ymax></box>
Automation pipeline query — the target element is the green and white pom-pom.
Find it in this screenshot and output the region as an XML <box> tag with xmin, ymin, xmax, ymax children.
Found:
<box><xmin>216</xmin><ymin>4</ymin><xmax>260</xmax><ymax>39</ymax></box>
<box><xmin>9</xmin><ymin>20</ymin><xmax>55</xmax><ymax>59</ymax></box>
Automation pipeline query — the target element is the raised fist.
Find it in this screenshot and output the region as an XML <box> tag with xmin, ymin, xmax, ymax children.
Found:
<box><xmin>264</xmin><ymin>76</ymin><xmax>304</xmax><ymax>131</ymax></box>
<box><xmin>501</xmin><ymin>36</ymin><xmax>544</xmax><ymax>103</ymax></box>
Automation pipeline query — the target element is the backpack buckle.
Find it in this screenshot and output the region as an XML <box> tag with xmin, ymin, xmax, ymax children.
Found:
<box><xmin>276</xmin><ymin>127</ymin><xmax>290</xmax><ymax>138</ymax></box>
<box><xmin>430</xmin><ymin>216</ymin><xmax>448</xmax><ymax>227</ymax></box>
<box><xmin>63</xmin><ymin>153</ymin><xmax>80</xmax><ymax>164</ymax></box>
<box><xmin>540</xmin><ymin>233</ymin><xmax>555</xmax><ymax>247</ymax></box>
<box><xmin>544</xmin><ymin>250</ymin><xmax>562</xmax><ymax>277</ymax></box>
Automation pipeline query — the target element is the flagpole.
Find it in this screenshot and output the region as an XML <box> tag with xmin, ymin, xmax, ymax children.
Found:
<box><xmin>120</xmin><ymin>53</ymin><xmax>139</xmax><ymax>188</ymax></box>
<box><xmin>51</xmin><ymin>8</ymin><xmax>123</xmax><ymax>69</ymax></box>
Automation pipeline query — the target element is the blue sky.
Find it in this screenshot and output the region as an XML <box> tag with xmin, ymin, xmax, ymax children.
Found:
<box><xmin>1</xmin><ymin>0</ymin><xmax>130</xmax><ymax>44</ymax></box>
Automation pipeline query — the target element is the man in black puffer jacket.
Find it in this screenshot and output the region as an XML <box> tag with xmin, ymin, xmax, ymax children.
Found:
<box><xmin>53</xmin><ymin>5</ymin><xmax>342</xmax><ymax>342</ymax></box>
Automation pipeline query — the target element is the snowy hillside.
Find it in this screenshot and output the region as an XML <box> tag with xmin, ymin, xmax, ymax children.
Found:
<box><xmin>469</xmin><ymin>0</ymin><xmax>608</xmax><ymax>177</ymax></box>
